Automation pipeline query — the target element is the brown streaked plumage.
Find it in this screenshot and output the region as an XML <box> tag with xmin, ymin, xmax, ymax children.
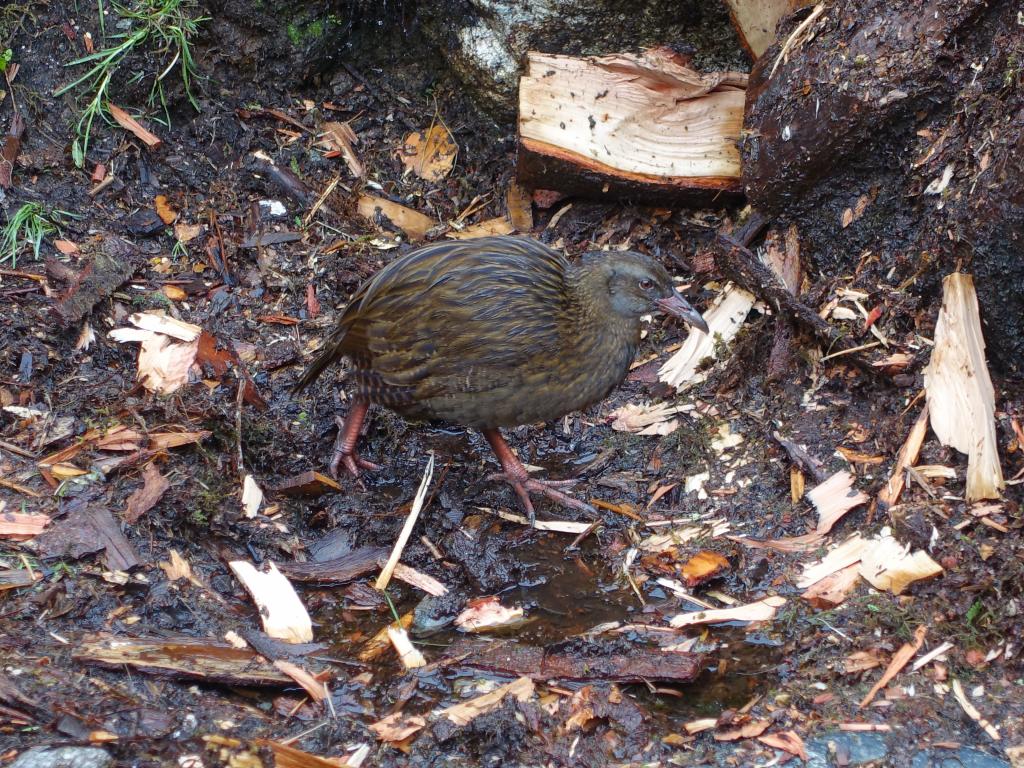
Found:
<box><xmin>294</xmin><ymin>236</ymin><xmax>707</xmax><ymax>520</ymax></box>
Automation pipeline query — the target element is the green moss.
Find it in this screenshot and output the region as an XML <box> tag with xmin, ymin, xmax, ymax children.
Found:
<box><xmin>287</xmin><ymin>22</ymin><xmax>302</xmax><ymax>46</ymax></box>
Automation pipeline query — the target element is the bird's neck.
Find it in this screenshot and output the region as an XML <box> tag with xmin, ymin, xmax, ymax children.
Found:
<box><xmin>565</xmin><ymin>262</ymin><xmax>641</xmax><ymax>358</ymax></box>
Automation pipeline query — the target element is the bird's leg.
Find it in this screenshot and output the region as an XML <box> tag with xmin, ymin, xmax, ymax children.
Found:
<box><xmin>482</xmin><ymin>428</ymin><xmax>596</xmax><ymax>525</ymax></box>
<box><xmin>329</xmin><ymin>399</ymin><xmax>382</xmax><ymax>479</ymax></box>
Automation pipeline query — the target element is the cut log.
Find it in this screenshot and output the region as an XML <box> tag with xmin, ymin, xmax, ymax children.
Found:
<box><xmin>723</xmin><ymin>0</ymin><xmax>815</xmax><ymax>59</ymax></box>
<box><xmin>517</xmin><ymin>48</ymin><xmax>747</xmax><ymax>205</ymax></box>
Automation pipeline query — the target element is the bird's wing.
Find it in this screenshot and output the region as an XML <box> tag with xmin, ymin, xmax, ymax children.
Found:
<box><xmin>355</xmin><ymin>238</ymin><xmax>571</xmax><ymax>400</ymax></box>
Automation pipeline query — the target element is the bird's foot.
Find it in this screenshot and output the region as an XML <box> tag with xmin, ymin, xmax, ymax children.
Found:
<box><xmin>486</xmin><ymin>470</ymin><xmax>596</xmax><ymax>525</ymax></box>
<box><xmin>329</xmin><ymin>415</ymin><xmax>381</xmax><ymax>481</ymax></box>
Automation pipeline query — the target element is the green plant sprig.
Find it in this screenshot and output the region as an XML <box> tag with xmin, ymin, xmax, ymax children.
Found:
<box><xmin>53</xmin><ymin>0</ymin><xmax>208</xmax><ymax>168</ymax></box>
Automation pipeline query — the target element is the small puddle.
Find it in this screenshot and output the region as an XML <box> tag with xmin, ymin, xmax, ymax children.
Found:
<box><xmin>317</xmin><ymin>533</ymin><xmax>782</xmax><ymax>722</ymax></box>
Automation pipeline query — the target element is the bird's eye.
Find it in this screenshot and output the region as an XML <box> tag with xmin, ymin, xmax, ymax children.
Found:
<box><xmin>639</xmin><ymin>279</ymin><xmax>654</xmax><ymax>290</ymax></box>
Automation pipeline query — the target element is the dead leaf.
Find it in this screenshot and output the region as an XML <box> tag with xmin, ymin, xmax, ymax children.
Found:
<box><xmin>400</xmin><ymin>123</ymin><xmax>457</xmax><ymax>181</ymax></box>
<box><xmin>159</xmin><ymin>549</ymin><xmax>194</xmax><ymax>582</ymax></box>
<box><xmin>678</xmin><ymin>550</ymin><xmax>730</xmax><ymax>587</ymax></box>
<box><xmin>174</xmin><ymin>222</ymin><xmax>203</xmax><ymax>243</ymax></box>
<box><xmin>844</xmin><ymin>649</ymin><xmax>885</xmax><ymax>674</ymax></box>
<box><xmin>154</xmin><ymin>195</ymin><xmax>177</xmax><ymax>224</ymax></box>
<box><xmin>123</xmin><ymin>463</ymin><xmax>169</xmax><ymax>523</ymax></box>
<box><xmin>54</xmin><ymin>239</ymin><xmax>80</xmax><ymax>254</ymax></box>
<box><xmin>161</xmin><ymin>285</ymin><xmax>186</xmax><ymax>301</ymax></box>
<box><xmin>714</xmin><ymin>719</ymin><xmax>770</xmax><ymax>741</ymax></box>
<box><xmin>108</xmin><ymin>104</ymin><xmax>161</xmax><ymax>148</ymax></box>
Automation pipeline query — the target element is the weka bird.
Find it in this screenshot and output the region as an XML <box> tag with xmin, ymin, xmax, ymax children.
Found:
<box><xmin>294</xmin><ymin>236</ymin><xmax>707</xmax><ymax>518</ymax></box>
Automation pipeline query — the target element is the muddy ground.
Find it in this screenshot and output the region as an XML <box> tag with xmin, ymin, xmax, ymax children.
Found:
<box><xmin>0</xmin><ymin>2</ymin><xmax>1021</xmax><ymax>767</ymax></box>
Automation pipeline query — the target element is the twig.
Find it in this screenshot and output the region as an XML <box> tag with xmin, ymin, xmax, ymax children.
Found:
<box><xmin>713</xmin><ymin>232</ymin><xmax>876</xmax><ymax>370</ymax></box>
<box><xmin>376</xmin><ymin>453</ymin><xmax>435</xmax><ymax>591</ymax></box>
<box><xmin>771</xmin><ymin>431</ymin><xmax>828</xmax><ymax>484</ymax></box>
<box><xmin>235</xmin><ymin>373</ymin><xmax>245</xmax><ymax>479</ymax></box>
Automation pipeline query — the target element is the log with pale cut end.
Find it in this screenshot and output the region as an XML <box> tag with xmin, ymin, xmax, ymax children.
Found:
<box><xmin>517</xmin><ymin>48</ymin><xmax>747</xmax><ymax>204</ymax></box>
<box><xmin>723</xmin><ymin>0</ymin><xmax>815</xmax><ymax>59</ymax></box>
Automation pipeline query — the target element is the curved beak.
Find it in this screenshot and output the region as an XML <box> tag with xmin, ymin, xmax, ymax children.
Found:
<box><xmin>656</xmin><ymin>290</ymin><xmax>709</xmax><ymax>335</ymax></box>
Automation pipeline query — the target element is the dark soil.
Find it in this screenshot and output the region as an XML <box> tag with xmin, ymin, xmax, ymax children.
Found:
<box><xmin>0</xmin><ymin>2</ymin><xmax>1021</xmax><ymax>767</ymax></box>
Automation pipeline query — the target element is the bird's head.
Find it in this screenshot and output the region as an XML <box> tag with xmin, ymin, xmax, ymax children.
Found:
<box><xmin>586</xmin><ymin>251</ymin><xmax>709</xmax><ymax>334</ymax></box>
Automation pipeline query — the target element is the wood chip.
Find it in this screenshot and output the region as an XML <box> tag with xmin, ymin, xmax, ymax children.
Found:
<box><xmin>0</xmin><ymin>511</ymin><xmax>50</xmax><ymax>538</ymax></box>
<box><xmin>858</xmin><ymin>530</ymin><xmax>943</xmax><ymax>595</ymax></box>
<box><xmin>273</xmin><ymin>471</ymin><xmax>342</xmax><ymax>497</ymax></box>
<box><xmin>878</xmin><ymin>404</ymin><xmax>930</xmax><ymax>513</ymax></box>
<box><xmin>668</xmin><ymin>595</ymin><xmax>786</xmax><ymax>628</ymax></box>
<box><xmin>455</xmin><ymin>596</ymin><xmax>525</xmax><ymax>632</ymax></box>
<box><xmin>446</xmin><ymin>217</ymin><xmax>514</xmax><ymax>239</ymax></box>
<box><xmin>859</xmin><ymin>626</ymin><xmax>926</xmax><ymax>708</ymax></box>
<box><xmin>356</xmin><ymin>194</ymin><xmax>434</xmax><ymax>242</ymax></box>
<box><xmin>924</xmin><ymin>274</ymin><xmax>1004</xmax><ymax>501</ymax></box>
<box><xmin>437</xmin><ymin>676</ymin><xmax>534</xmax><ymax>727</ymax></box>
<box><xmin>273</xmin><ymin>659</ymin><xmax>327</xmax><ymax>702</ymax></box>
<box><xmin>74</xmin><ymin>636</ymin><xmax>292</xmax><ymax>686</ymax></box>
<box><xmin>659</xmin><ymin>284</ymin><xmax>755</xmax><ymax>390</ymax></box>
<box><xmin>376</xmin><ymin>454</ymin><xmax>434</xmax><ymax>591</ymax></box>
<box><xmin>951</xmin><ymin>679</ymin><xmax>1000</xmax><ymax>741</ymax></box>
<box><xmin>229</xmin><ymin>561</ymin><xmax>313</xmax><ymax>643</ymax></box>
<box><xmin>369</xmin><ymin>711</ymin><xmax>427</xmax><ymax>743</ymax></box>
<box><xmin>386</xmin><ymin>626</ymin><xmax>426</xmax><ymax>670</ymax></box>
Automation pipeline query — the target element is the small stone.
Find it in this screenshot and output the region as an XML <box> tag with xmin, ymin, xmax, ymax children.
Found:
<box><xmin>10</xmin><ymin>747</ymin><xmax>113</xmax><ymax>768</ymax></box>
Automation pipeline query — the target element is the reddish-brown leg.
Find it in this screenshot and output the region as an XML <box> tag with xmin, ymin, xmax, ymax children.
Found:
<box><xmin>329</xmin><ymin>399</ymin><xmax>382</xmax><ymax>479</ymax></box>
<box><xmin>482</xmin><ymin>428</ymin><xmax>596</xmax><ymax>524</ymax></box>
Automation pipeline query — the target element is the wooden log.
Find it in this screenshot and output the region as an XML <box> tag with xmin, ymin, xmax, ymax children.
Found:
<box><xmin>517</xmin><ymin>48</ymin><xmax>747</xmax><ymax>205</ymax></box>
<box><xmin>723</xmin><ymin>0</ymin><xmax>815</xmax><ymax>59</ymax></box>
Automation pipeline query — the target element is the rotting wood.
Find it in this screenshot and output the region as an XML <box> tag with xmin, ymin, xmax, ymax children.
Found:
<box><xmin>517</xmin><ymin>48</ymin><xmax>747</xmax><ymax>204</ymax></box>
<box><xmin>275</xmin><ymin>547</ymin><xmax>389</xmax><ymax>584</ymax></box>
<box><xmin>49</xmin><ymin>237</ymin><xmax>143</xmax><ymax>327</ymax></box>
<box><xmin>448</xmin><ymin>638</ymin><xmax>704</xmax><ymax>684</ymax></box>
<box><xmin>73</xmin><ymin>636</ymin><xmax>294</xmax><ymax>686</ymax></box>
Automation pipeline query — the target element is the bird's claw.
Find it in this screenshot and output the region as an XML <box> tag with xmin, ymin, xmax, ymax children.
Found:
<box><xmin>330</xmin><ymin>451</ymin><xmax>382</xmax><ymax>481</ymax></box>
<box><xmin>329</xmin><ymin>413</ymin><xmax>381</xmax><ymax>483</ymax></box>
<box><xmin>486</xmin><ymin>471</ymin><xmax>596</xmax><ymax>525</ymax></box>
